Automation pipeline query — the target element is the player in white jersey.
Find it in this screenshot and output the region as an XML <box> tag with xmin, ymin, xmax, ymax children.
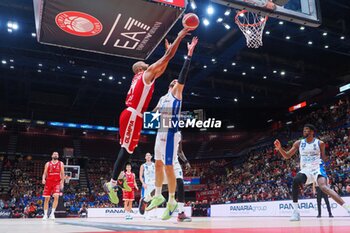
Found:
<box><xmin>274</xmin><ymin>124</ymin><xmax>350</xmax><ymax>221</ymax></box>
<box><xmin>146</xmin><ymin>37</ymin><xmax>198</xmax><ymax>220</ymax></box>
<box><xmin>138</xmin><ymin>153</ymin><xmax>155</xmax><ymax>218</ymax></box>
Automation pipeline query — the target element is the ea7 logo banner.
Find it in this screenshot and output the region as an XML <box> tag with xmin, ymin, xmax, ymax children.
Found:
<box><xmin>33</xmin><ymin>0</ymin><xmax>186</xmax><ymax>59</ymax></box>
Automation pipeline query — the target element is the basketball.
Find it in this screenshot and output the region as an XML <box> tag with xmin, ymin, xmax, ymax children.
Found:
<box><xmin>182</xmin><ymin>13</ymin><xmax>200</xmax><ymax>30</ymax></box>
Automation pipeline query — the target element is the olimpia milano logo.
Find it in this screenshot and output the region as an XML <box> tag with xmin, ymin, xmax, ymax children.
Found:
<box><xmin>55</xmin><ymin>11</ymin><xmax>103</xmax><ymax>37</ymax></box>
<box><xmin>143</xmin><ymin>110</ymin><xmax>222</xmax><ymax>130</ymax></box>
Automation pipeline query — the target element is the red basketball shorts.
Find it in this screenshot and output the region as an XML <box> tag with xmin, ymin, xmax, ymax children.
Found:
<box><xmin>119</xmin><ymin>108</ymin><xmax>143</xmax><ymax>154</ymax></box>
<box><xmin>43</xmin><ymin>180</ymin><xmax>61</xmax><ymax>197</ymax></box>
<box><xmin>123</xmin><ymin>190</ymin><xmax>135</xmax><ymax>201</ymax></box>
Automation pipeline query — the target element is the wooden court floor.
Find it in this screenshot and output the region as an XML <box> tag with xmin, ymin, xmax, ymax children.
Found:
<box><xmin>0</xmin><ymin>216</ymin><xmax>349</xmax><ymax>233</ymax></box>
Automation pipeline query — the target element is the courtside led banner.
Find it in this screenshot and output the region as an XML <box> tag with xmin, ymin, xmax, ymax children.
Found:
<box><xmin>88</xmin><ymin>207</ymin><xmax>191</xmax><ymax>218</ymax></box>
<box><xmin>289</xmin><ymin>101</ymin><xmax>307</xmax><ymax>112</ymax></box>
<box><xmin>33</xmin><ymin>0</ymin><xmax>186</xmax><ymax>59</ymax></box>
<box><xmin>211</xmin><ymin>197</ymin><xmax>350</xmax><ymax>217</ymax></box>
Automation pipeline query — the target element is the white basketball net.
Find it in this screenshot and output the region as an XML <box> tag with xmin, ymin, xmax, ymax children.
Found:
<box><xmin>235</xmin><ymin>10</ymin><xmax>268</xmax><ymax>48</ymax></box>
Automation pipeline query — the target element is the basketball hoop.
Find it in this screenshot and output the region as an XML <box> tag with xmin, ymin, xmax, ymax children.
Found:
<box><xmin>64</xmin><ymin>175</ymin><xmax>71</xmax><ymax>184</ymax></box>
<box><xmin>235</xmin><ymin>10</ymin><xmax>268</xmax><ymax>48</ymax></box>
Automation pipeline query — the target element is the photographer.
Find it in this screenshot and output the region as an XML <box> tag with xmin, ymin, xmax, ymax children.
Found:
<box><xmin>78</xmin><ymin>204</ymin><xmax>88</xmax><ymax>218</ymax></box>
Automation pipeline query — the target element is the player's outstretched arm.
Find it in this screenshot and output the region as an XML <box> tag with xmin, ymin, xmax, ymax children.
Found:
<box><xmin>143</xmin><ymin>28</ymin><xmax>190</xmax><ymax>84</ymax></box>
<box><xmin>319</xmin><ymin>140</ymin><xmax>328</xmax><ymax>162</ymax></box>
<box><xmin>42</xmin><ymin>162</ymin><xmax>48</xmax><ymax>184</ymax></box>
<box><xmin>274</xmin><ymin>139</ymin><xmax>300</xmax><ymax>159</ymax></box>
<box><xmin>178</xmin><ymin>140</ymin><xmax>191</xmax><ymax>170</ymax></box>
<box><xmin>172</xmin><ymin>37</ymin><xmax>198</xmax><ymax>100</ymax></box>
<box><xmin>139</xmin><ymin>164</ymin><xmax>146</xmax><ymax>189</ymax></box>
<box><xmin>134</xmin><ymin>173</ymin><xmax>139</xmax><ymax>191</ymax></box>
<box><xmin>60</xmin><ymin>162</ymin><xmax>65</xmax><ymax>190</ymax></box>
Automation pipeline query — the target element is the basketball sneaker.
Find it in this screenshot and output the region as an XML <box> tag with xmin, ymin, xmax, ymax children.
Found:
<box><xmin>103</xmin><ymin>182</ymin><xmax>119</xmax><ymax>204</ymax></box>
<box><xmin>146</xmin><ymin>195</ymin><xmax>166</xmax><ymax>211</ymax></box>
<box><xmin>177</xmin><ymin>212</ymin><xmax>192</xmax><ymax>222</ymax></box>
<box><xmin>290</xmin><ymin>212</ymin><xmax>300</xmax><ymax>221</ymax></box>
<box><xmin>117</xmin><ymin>178</ymin><xmax>132</xmax><ymax>192</ymax></box>
<box><xmin>139</xmin><ymin>197</ymin><xmax>148</xmax><ymax>215</ymax></box>
<box><xmin>161</xmin><ymin>201</ymin><xmax>178</xmax><ymax>220</ymax></box>
<box><xmin>49</xmin><ymin>214</ymin><xmax>55</xmax><ymax>220</ymax></box>
<box><xmin>42</xmin><ymin>215</ymin><xmax>48</xmax><ymax>221</ymax></box>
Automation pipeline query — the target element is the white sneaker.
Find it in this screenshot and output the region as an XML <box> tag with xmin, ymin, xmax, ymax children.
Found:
<box><xmin>49</xmin><ymin>214</ymin><xmax>55</xmax><ymax>220</ymax></box>
<box><xmin>42</xmin><ymin>215</ymin><xmax>48</xmax><ymax>221</ymax></box>
<box><xmin>290</xmin><ymin>212</ymin><xmax>300</xmax><ymax>221</ymax></box>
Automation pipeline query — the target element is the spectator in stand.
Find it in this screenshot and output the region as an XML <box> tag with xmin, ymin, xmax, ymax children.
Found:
<box><xmin>78</xmin><ymin>204</ymin><xmax>88</xmax><ymax>218</ymax></box>
<box><xmin>25</xmin><ymin>202</ymin><xmax>37</xmax><ymax>218</ymax></box>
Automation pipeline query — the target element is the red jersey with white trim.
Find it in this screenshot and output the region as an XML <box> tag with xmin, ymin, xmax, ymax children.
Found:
<box><xmin>125</xmin><ymin>172</ymin><xmax>135</xmax><ymax>189</ymax></box>
<box><xmin>46</xmin><ymin>161</ymin><xmax>62</xmax><ymax>182</ymax></box>
<box><xmin>125</xmin><ymin>71</ymin><xmax>155</xmax><ymax>114</ymax></box>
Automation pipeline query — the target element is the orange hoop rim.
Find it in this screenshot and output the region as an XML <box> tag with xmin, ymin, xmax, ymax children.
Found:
<box><xmin>235</xmin><ymin>10</ymin><xmax>268</xmax><ymax>27</ymax></box>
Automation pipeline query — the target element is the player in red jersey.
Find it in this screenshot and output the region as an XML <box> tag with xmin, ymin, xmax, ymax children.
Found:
<box><xmin>42</xmin><ymin>152</ymin><xmax>64</xmax><ymax>220</ymax></box>
<box><xmin>123</xmin><ymin>163</ymin><xmax>138</xmax><ymax>220</ymax></box>
<box><xmin>104</xmin><ymin>23</ymin><xmax>194</xmax><ymax>204</ymax></box>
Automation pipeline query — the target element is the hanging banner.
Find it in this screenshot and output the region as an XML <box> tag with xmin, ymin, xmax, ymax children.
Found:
<box><xmin>33</xmin><ymin>0</ymin><xmax>186</xmax><ymax>59</ymax></box>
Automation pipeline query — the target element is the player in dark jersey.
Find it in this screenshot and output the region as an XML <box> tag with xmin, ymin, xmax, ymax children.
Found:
<box><xmin>103</xmin><ymin>22</ymin><xmax>195</xmax><ymax>205</ymax></box>
<box><xmin>42</xmin><ymin>152</ymin><xmax>64</xmax><ymax>220</ymax></box>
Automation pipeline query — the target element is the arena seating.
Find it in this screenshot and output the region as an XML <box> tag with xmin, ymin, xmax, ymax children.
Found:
<box><xmin>0</xmin><ymin>131</ymin><xmax>10</xmax><ymax>153</ymax></box>
<box><xmin>0</xmin><ymin>97</ymin><xmax>349</xmax><ymax>216</ymax></box>
<box><xmin>16</xmin><ymin>133</ymin><xmax>73</xmax><ymax>155</ymax></box>
<box><xmin>80</xmin><ymin>137</ymin><xmax>119</xmax><ymax>158</ymax></box>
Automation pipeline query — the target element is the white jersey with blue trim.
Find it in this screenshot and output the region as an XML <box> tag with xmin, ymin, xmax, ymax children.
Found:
<box><xmin>299</xmin><ymin>138</ymin><xmax>322</xmax><ymax>170</ymax></box>
<box><xmin>158</xmin><ymin>92</ymin><xmax>182</xmax><ymax>134</ymax></box>
<box><xmin>142</xmin><ymin>162</ymin><xmax>155</xmax><ymax>185</ymax></box>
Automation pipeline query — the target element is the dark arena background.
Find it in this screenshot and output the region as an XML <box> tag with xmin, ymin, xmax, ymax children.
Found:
<box><xmin>0</xmin><ymin>0</ymin><xmax>349</xmax><ymax>233</ymax></box>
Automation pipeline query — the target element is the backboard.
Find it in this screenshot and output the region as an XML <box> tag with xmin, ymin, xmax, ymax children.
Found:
<box><xmin>211</xmin><ymin>0</ymin><xmax>321</xmax><ymax>27</ymax></box>
<box><xmin>64</xmin><ymin>165</ymin><xmax>80</xmax><ymax>180</ymax></box>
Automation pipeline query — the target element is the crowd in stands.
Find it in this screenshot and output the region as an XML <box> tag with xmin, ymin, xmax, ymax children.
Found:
<box><xmin>211</xmin><ymin>97</ymin><xmax>350</xmax><ymax>204</ymax></box>
<box><xmin>0</xmin><ymin>97</ymin><xmax>349</xmax><ymax>217</ymax></box>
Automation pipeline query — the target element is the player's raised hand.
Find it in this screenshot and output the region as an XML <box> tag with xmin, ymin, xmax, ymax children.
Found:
<box><xmin>274</xmin><ymin>139</ymin><xmax>281</xmax><ymax>150</ymax></box>
<box><xmin>165</xmin><ymin>39</ymin><xmax>172</xmax><ymax>52</ymax></box>
<box><xmin>178</xmin><ymin>28</ymin><xmax>191</xmax><ymax>38</ymax></box>
<box><xmin>187</xmin><ymin>37</ymin><xmax>198</xmax><ymax>56</ymax></box>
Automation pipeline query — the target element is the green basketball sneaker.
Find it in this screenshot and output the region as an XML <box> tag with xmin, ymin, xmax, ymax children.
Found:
<box><xmin>117</xmin><ymin>178</ymin><xmax>132</xmax><ymax>192</ymax></box>
<box><xmin>145</xmin><ymin>195</ymin><xmax>166</xmax><ymax>211</ymax></box>
<box><xmin>161</xmin><ymin>201</ymin><xmax>178</xmax><ymax>220</ymax></box>
<box><xmin>103</xmin><ymin>182</ymin><xmax>119</xmax><ymax>204</ymax></box>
